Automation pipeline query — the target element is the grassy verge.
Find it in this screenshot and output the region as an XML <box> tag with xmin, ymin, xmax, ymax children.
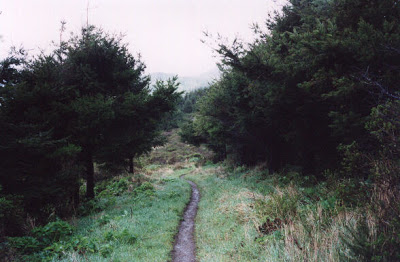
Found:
<box><xmin>186</xmin><ymin>165</ymin><xmax>273</xmax><ymax>261</ymax></box>
<box><xmin>187</xmin><ymin>164</ymin><xmax>372</xmax><ymax>262</ymax></box>
<box><xmin>4</xmin><ymin>166</ymin><xmax>193</xmax><ymax>262</ymax></box>
<box><xmin>55</xmin><ymin>170</ymin><xmax>192</xmax><ymax>262</ymax></box>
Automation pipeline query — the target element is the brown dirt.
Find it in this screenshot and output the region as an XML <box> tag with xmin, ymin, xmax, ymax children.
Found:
<box><xmin>172</xmin><ymin>177</ymin><xmax>200</xmax><ymax>262</ymax></box>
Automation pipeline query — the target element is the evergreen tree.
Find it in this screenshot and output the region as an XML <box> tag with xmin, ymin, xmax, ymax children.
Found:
<box><xmin>0</xmin><ymin>25</ymin><xmax>181</xmax><ymax>232</ymax></box>
<box><xmin>60</xmin><ymin>26</ymin><xmax>180</xmax><ymax>198</ymax></box>
<box><xmin>188</xmin><ymin>0</ymin><xmax>400</xmax><ymax>175</ymax></box>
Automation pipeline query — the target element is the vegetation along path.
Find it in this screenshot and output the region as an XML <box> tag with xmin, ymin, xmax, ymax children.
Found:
<box><xmin>172</xmin><ymin>176</ymin><xmax>200</xmax><ymax>262</ymax></box>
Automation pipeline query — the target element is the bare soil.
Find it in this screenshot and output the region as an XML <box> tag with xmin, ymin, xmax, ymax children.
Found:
<box><xmin>172</xmin><ymin>178</ymin><xmax>200</xmax><ymax>262</ymax></box>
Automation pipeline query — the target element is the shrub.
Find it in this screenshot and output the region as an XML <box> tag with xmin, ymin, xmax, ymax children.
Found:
<box><xmin>6</xmin><ymin>236</ymin><xmax>42</xmax><ymax>254</ymax></box>
<box><xmin>133</xmin><ymin>182</ymin><xmax>155</xmax><ymax>197</ymax></box>
<box><xmin>6</xmin><ymin>220</ymin><xmax>74</xmax><ymax>261</ymax></box>
<box><xmin>96</xmin><ymin>177</ymin><xmax>132</xmax><ymax>197</ymax></box>
<box><xmin>32</xmin><ymin>220</ymin><xmax>73</xmax><ymax>245</ymax></box>
<box><xmin>70</xmin><ymin>235</ymin><xmax>98</xmax><ymax>254</ymax></box>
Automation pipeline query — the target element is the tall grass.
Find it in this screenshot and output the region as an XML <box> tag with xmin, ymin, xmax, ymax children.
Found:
<box><xmin>188</xmin><ymin>164</ymin><xmax>383</xmax><ymax>262</ymax></box>
<box><xmin>55</xmin><ymin>168</ymin><xmax>192</xmax><ymax>262</ymax></box>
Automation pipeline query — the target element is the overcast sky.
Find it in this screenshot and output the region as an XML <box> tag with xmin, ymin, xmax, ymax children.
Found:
<box><xmin>0</xmin><ymin>0</ymin><xmax>286</xmax><ymax>77</ymax></box>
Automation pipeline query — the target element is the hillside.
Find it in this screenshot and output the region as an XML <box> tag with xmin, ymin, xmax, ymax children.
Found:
<box><xmin>2</xmin><ymin>129</ymin><xmax>389</xmax><ymax>261</ymax></box>
<box><xmin>2</xmin><ymin>1</ymin><xmax>400</xmax><ymax>261</ymax></box>
<box><xmin>150</xmin><ymin>68</ymin><xmax>220</xmax><ymax>92</ymax></box>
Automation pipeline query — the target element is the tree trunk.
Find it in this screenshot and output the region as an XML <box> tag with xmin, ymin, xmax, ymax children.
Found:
<box><xmin>129</xmin><ymin>157</ymin><xmax>134</xmax><ymax>174</ymax></box>
<box><xmin>85</xmin><ymin>151</ymin><xmax>95</xmax><ymax>199</ymax></box>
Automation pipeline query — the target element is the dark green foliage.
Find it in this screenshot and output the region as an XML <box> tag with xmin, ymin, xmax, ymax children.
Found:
<box><xmin>0</xmin><ymin>25</ymin><xmax>180</xmax><ymax>241</ymax></box>
<box><xmin>31</xmin><ymin>220</ymin><xmax>74</xmax><ymax>246</ymax></box>
<box><xmin>96</xmin><ymin>177</ymin><xmax>130</xmax><ymax>197</ymax></box>
<box><xmin>3</xmin><ymin>213</ymin><xmax>138</xmax><ymax>260</ymax></box>
<box><xmin>101</xmin><ymin>229</ymin><xmax>136</xmax><ymax>245</ymax></box>
<box><xmin>159</xmin><ymin>87</ymin><xmax>207</xmax><ymax>132</ymax></box>
<box><xmin>179</xmin><ymin>121</ymin><xmax>205</xmax><ymax>146</ymax></box>
<box><xmin>4</xmin><ymin>220</ymin><xmax>74</xmax><ymax>261</ymax></box>
<box><xmin>99</xmin><ymin>244</ymin><xmax>113</xmax><ymax>258</ymax></box>
<box><xmin>0</xmin><ymin>52</ymin><xmax>82</xmax><ymax>232</ymax></box>
<box><xmin>180</xmin><ymin>88</ymin><xmax>208</xmax><ymax>114</ymax></box>
<box><xmin>185</xmin><ymin>1</ymin><xmax>400</xmax><ymax>260</ymax></box>
<box><xmin>0</xmin><ymin>187</ymin><xmax>24</xmax><ymax>239</ymax></box>
<box><xmin>189</xmin><ymin>0</ymin><xmax>400</xmax><ymax>175</ymax></box>
<box><xmin>5</xmin><ymin>236</ymin><xmax>42</xmax><ymax>255</ymax></box>
<box><xmin>133</xmin><ymin>182</ymin><xmax>155</xmax><ymax>197</ymax></box>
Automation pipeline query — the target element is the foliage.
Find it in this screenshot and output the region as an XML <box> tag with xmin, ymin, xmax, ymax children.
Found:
<box><xmin>188</xmin><ymin>0</ymin><xmax>400</xmax><ymax>176</ymax></box>
<box><xmin>0</xmin><ymin>25</ymin><xmax>180</xmax><ymax>240</ymax></box>
<box><xmin>5</xmin><ymin>236</ymin><xmax>42</xmax><ymax>255</ymax></box>
<box><xmin>96</xmin><ymin>177</ymin><xmax>132</xmax><ymax>197</ymax></box>
<box><xmin>4</xmin><ymin>220</ymin><xmax>74</xmax><ymax>261</ymax></box>
<box><xmin>0</xmin><ymin>186</ymin><xmax>24</xmax><ymax>238</ymax></box>
<box><xmin>133</xmin><ymin>181</ymin><xmax>155</xmax><ymax>197</ymax></box>
<box><xmin>179</xmin><ymin>121</ymin><xmax>206</xmax><ymax>146</ymax></box>
<box><xmin>31</xmin><ymin>220</ymin><xmax>74</xmax><ymax>246</ymax></box>
<box><xmin>187</xmin><ymin>164</ymin><xmax>376</xmax><ymax>261</ymax></box>
<box><xmin>56</xmin><ymin>167</ymin><xmax>191</xmax><ymax>262</ymax></box>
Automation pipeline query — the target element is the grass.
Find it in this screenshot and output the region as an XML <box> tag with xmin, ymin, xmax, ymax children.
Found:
<box><xmin>8</xmin><ymin>129</ymin><xmax>382</xmax><ymax>261</ymax></box>
<box><xmin>57</xmin><ymin>171</ymin><xmax>191</xmax><ymax>262</ymax></box>
<box><xmin>139</xmin><ymin>129</ymin><xmax>213</xmax><ymax>167</ymax></box>
<box><xmin>52</xmin><ymin>129</ymin><xmax>201</xmax><ymax>262</ymax></box>
<box><xmin>185</xmin><ymin>166</ymin><xmax>274</xmax><ymax>261</ymax></box>
<box><xmin>185</xmin><ymin>165</ymin><xmax>371</xmax><ymax>262</ymax></box>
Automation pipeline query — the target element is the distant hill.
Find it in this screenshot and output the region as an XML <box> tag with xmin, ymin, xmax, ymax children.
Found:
<box><xmin>150</xmin><ymin>68</ymin><xmax>220</xmax><ymax>92</ymax></box>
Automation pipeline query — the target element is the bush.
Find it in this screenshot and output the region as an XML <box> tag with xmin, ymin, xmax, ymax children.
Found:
<box><xmin>70</xmin><ymin>235</ymin><xmax>98</xmax><ymax>254</ymax></box>
<box><xmin>6</xmin><ymin>236</ymin><xmax>42</xmax><ymax>254</ymax></box>
<box><xmin>5</xmin><ymin>220</ymin><xmax>75</xmax><ymax>261</ymax></box>
<box><xmin>32</xmin><ymin>220</ymin><xmax>73</xmax><ymax>246</ymax></box>
<box><xmin>179</xmin><ymin>121</ymin><xmax>204</xmax><ymax>146</ymax></box>
<box><xmin>133</xmin><ymin>182</ymin><xmax>155</xmax><ymax>197</ymax></box>
<box><xmin>96</xmin><ymin>177</ymin><xmax>132</xmax><ymax>197</ymax></box>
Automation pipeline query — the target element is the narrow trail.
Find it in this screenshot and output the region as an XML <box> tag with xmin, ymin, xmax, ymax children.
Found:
<box><xmin>172</xmin><ymin>177</ymin><xmax>200</xmax><ymax>262</ymax></box>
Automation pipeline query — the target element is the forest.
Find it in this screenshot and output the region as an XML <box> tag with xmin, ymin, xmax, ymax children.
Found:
<box><xmin>1</xmin><ymin>0</ymin><xmax>400</xmax><ymax>261</ymax></box>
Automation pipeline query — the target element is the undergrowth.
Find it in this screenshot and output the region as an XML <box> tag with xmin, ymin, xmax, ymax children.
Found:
<box><xmin>2</xmin><ymin>168</ymin><xmax>191</xmax><ymax>261</ymax></box>
<box><xmin>187</xmin><ymin>164</ymin><xmax>399</xmax><ymax>261</ymax></box>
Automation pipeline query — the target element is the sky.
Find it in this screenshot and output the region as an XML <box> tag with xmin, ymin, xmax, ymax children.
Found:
<box><xmin>0</xmin><ymin>0</ymin><xmax>286</xmax><ymax>77</ymax></box>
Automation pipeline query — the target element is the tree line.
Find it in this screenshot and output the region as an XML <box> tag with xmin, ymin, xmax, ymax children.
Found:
<box><xmin>180</xmin><ymin>1</ymin><xmax>400</xmax><ymax>257</ymax></box>
<box><xmin>0</xmin><ymin>26</ymin><xmax>180</xmax><ymax>237</ymax></box>
<box><xmin>183</xmin><ymin>0</ymin><xmax>400</xmax><ymax>176</ymax></box>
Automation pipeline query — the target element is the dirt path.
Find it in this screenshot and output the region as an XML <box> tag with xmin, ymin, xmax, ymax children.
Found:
<box><xmin>172</xmin><ymin>177</ymin><xmax>200</xmax><ymax>262</ymax></box>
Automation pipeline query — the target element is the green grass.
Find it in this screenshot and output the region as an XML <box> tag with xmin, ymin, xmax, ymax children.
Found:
<box><xmin>57</xmin><ymin>170</ymin><xmax>192</xmax><ymax>262</ymax></box>
<box><xmin>185</xmin><ymin>166</ymin><xmax>275</xmax><ymax>261</ymax></box>
<box><xmin>10</xmin><ymin>128</ymin><xmax>370</xmax><ymax>261</ymax></box>
<box><xmin>185</xmin><ymin>165</ymin><xmax>363</xmax><ymax>262</ymax></box>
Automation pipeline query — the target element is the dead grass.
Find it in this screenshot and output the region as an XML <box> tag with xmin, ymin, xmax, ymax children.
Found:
<box><xmin>140</xmin><ymin>129</ymin><xmax>213</xmax><ymax>167</ymax></box>
<box><xmin>190</xmin><ymin>164</ymin><xmax>382</xmax><ymax>261</ymax></box>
